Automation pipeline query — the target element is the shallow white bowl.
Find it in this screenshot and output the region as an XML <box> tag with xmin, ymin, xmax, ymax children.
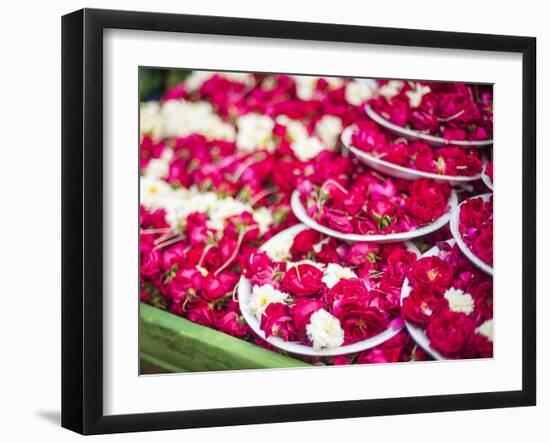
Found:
<box><xmin>481</xmin><ymin>170</ymin><xmax>494</xmax><ymax>191</ymax></box>
<box><xmin>291</xmin><ymin>189</ymin><xmax>457</xmax><ymax>244</ymax></box>
<box><xmin>238</xmin><ymin>224</ymin><xmax>419</xmax><ymax>357</ymax></box>
<box><xmin>399</xmin><ymin>240</ymin><xmax>454</xmax><ymax>361</ymax></box>
<box><xmin>365</xmin><ymin>104</ymin><xmax>493</xmax><ymax>148</ymax></box>
<box><xmin>341</xmin><ymin>126</ymin><xmax>483</xmax><ymax>185</ymax></box>
<box><xmin>449</xmin><ymin>193</ymin><xmax>493</xmax><ymax>276</ymax></box>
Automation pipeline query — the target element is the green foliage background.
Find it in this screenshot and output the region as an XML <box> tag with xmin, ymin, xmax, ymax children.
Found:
<box><xmin>139</xmin><ymin>68</ymin><xmax>191</xmax><ymax>101</ymax></box>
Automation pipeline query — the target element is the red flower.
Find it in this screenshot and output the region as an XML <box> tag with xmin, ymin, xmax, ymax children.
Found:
<box><xmin>356</xmin><ymin>330</ymin><xmax>411</xmax><ymax>364</ymax></box>
<box><xmin>334</xmin><ymin>298</ymin><xmax>388</xmax><ymax>345</ymax></box>
<box><xmin>290</xmin><ymin>229</ymin><xmax>322</xmax><ymax>255</ymax></box>
<box><xmin>408</xmin><ymin>257</ymin><xmax>453</xmax><ymax>292</ymax></box>
<box><xmin>282</xmin><ymin>263</ymin><xmax>324</xmax><ymax>297</ymax></box>
<box><xmin>473</xmin><ymin>281</ymin><xmax>493</xmax><ymax>320</ymax></box>
<box><xmin>217</xmin><ymin>311</ymin><xmax>249</xmax><ymax>338</ymax></box>
<box><xmin>386</xmin><ymin>248</ymin><xmax>417</xmax><ymax>280</ymax></box>
<box><xmin>186</xmin><ymin>304</ymin><xmax>218</xmax><ymax>329</ymax></box>
<box><xmin>260</xmin><ymin>303</ymin><xmax>297</xmax><ymax>341</ymax></box>
<box><xmin>242</xmin><ymin>250</ymin><xmax>271</xmax><ymax>278</ymax></box>
<box><xmin>402</xmin><ymin>286</ymin><xmax>447</xmax><ymax>327</ymax></box>
<box><xmin>472</xmin><ymin>225</ymin><xmax>493</xmax><ymax>266</ymax></box>
<box><xmin>327</xmin><ymin>278</ymin><xmax>369</xmax><ymax>306</ymax></box>
<box><xmin>140</xmin><ymin>250</ymin><xmax>161</xmax><ymax>279</ymax></box>
<box><xmin>426</xmin><ymin>311</ymin><xmax>476</xmax><ymax>358</ymax></box>
<box><xmin>202</xmin><ymin>271</ymin><xmax>239</xmax><ymax>301</ymax></box>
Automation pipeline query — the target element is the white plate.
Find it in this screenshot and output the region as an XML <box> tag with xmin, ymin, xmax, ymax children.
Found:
<box><xmin>341</xmin><ymin>126</ymin><xmax>482</xmax><ymax>184</ymax></box>
<box><xmin>399</xmin><ymin>240</ymin><xmax>453</xmax><ymax>361</ymax></box>
<box><xmin>238</xmin><ymin>224</ymin><xmax>419</xmax><ymax>357</ymax></box>
<box><xmin>481</xmin><ymin>168</ymin><xmax>494</xmax><ymax>191</ymax></box>
<box><xmin>291</xmin><ymin>189</ymin><xmax>457</xmax><ymax>244</ymax></box>
<box><xmin>365</xmin><ymin>104</ymin><xmax>493</xmax><ymax>148</ymax></box>
<box><xmin>449</xmin><ymin>193</ymin><xmax>493</xmax><ymax>276</ymax></box>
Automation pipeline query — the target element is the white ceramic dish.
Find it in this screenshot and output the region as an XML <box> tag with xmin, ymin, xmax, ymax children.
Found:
<box><xmin>291</xmin><ymin>189</ymin><xmax>457</xmax><ymax>244</ymax></box>
<box><xmin>481</xmin><ymin>167</ymin><xmax>494</xmax><ymax>191</ymax></box>
<box><xmin>449</xmin><ymin>193</ymin><xmax>493</xmax><ymax>276</ymax></box>
<box><xmin>365</xmin><ymin>104</ymin><xmax>493</xmax><ymax>148</ymax></box>
<box><xmin>237</xmin><ymin>224</ymin><xmax>419</xmax><ymax>357</ymax></box>
<box><xmin>341</xmin><ymin>126</ymin><xmax>483</xmax><ymax>185</ymax></box>
<box><xmin>399</xmin><ymin>240</ymin><xmax>453</xmax><ymax>361</ymax></box>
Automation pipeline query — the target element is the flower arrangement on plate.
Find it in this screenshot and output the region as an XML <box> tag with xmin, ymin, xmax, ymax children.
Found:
<box><xmin>365</xmin><ymin>80</ymin><xmax>493</xmax><ymax>147</ymax></box>
<box><xmin>400</xmin><ymin>240</ymin><xmax>493</xmax><ymax>360</ymax></box>
<box><xmin>292</xmin><ymin>166</ymin><xmax>457</xmax><ymax>243</ymax></box>
<box><xmin>341</xmin><ymin>124</ymin><xmax>484</xmax><ymax>183</ymax></box>
<box><xmin>238</xmin><ymin>224</ymin><xmax>420</xmax><ymax>356</ymax></box>
<box><xmin>449</xmin><ymin>193</ymin><xmax>493</xmax><ymax>275</ymax></box>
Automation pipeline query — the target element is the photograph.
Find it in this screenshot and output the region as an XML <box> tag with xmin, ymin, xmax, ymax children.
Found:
<box><xmin>138</xmin><ymin>69</ymin><xmax>495</xmax><ymax>373</ymax></box>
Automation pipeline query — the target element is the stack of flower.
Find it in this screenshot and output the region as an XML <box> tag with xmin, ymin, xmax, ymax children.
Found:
<box><xmin>298</xmin><ymin>169</ymin><xmax>452</xmax><ymax>235</ymax></box>
<box><xmin>457</xmin><ymin>195</ymin><xmax>494</xmax><ymax>266</ymax></box>
<box><xmin>350</xmin><ymin>120</ymin><xmax>483</xmax><ymax>176</ymax></box>
<box><xmin>368</xmin><ymin>80</ymin><xmax>493</xmax><ymax>141</ymax></box>
<box><xmin>402</xmin><ymin>242</ymin><xmax>493</xmax><ymax>358</ymax></box>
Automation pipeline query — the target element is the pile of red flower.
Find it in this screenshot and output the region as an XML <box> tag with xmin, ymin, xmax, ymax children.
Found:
<box><xmin>350</xmin><ymin>120</ymin><xmax>483</xmax><ymax>176</ymax></box>
<box><xmin>369</xmin><ymin>81</ymin><xmax>493</xmax><ymax>141</ymax></box>
<box><xmin>298</xmin><ymin>169</ymin><xmax>452</xmax><ymax>235</ymax></box>
<box><xmin>458</xmin><ymin>195</ymin><xmax>494</xmax><ymax>266</ymax></box>
<box><xmin>402</xmin><ymin>242</ymin><xmax>493</xmax><ymax>359</ymax></box>
<box><xmin>139</xmin><ymin>71</ymin><xmax>494</xmax><ymax>366</ymax></box>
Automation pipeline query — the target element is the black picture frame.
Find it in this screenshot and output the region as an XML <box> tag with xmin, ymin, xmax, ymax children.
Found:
<box><xmin>62</xmin><ymin>8</ymin><xmax>537</xmax><ymax>435</ymax></box>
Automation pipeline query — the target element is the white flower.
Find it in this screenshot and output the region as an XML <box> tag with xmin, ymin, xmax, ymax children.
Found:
<box><xmin>140</xmin><ymin>177</ymin><xmax>173</xmax><ymax>210</ymax></box>
<box><xmin>236</xmin><ymin>113</ymin><xmax>275</xmax><ymax>152</ymax></box>
<box><xmin>321</xmin><ymin>263</ymin><xmax>358</xmax><ymax>288</ymax></box>
<box><xmin>184</xmin><ymin>71</ymin><xmax>215</xmax><ymax>91</ymax></box>
<box><xmin>161</xmin><ymin>99</ymin><xmax>235</xmax><ymax>140</ymax></box>
<box><xmin>406</xmin><ymin>82</ymin><xmax>431</xmax><ymax>108</ymax></box>
<box><xmin>140</xmin><ymin>101</ymin><xmax>163</xmax><ymax>139</ymax></box>
<box><xmin>345</xmin><ymin>81</ymin><xmax>374</xmax><ymax>106</ymax></box>
<box><xmin>249</xmin><ymin>284</ymin><xmax>290</xmax><ymax>320</ymax></box>
<box><xmin>222</xmin><ymin>72</ymin><xmax>255</xmax><ymax>86</ymax></box>
<box><xmin>292</xmin><ymin>75</ymin><xmax>319</xmax><ymax>100</ymax></box>
<box><xmin>263</xmin><ymin>234</ymin><xmax>293</xmax><ymax>262</ymax></box>
<box><xmin>444</xmin><ymin>288</ymin><xmax>475</xmax><ymax>315</ymax></box>
<box><xmin>378</xmin><ymin>80</ymin><xmax>405</xmax><ymax>99</ymax></box>
<box><xmin>292</xmin><ymin>75</ymin><xmax>344</xmax><ymax>101</ymax></box>
<box><xmin>276</xmin><ymin>115</ymin><xmax>309</xmax><ymax>143</ymax></box>
<box><xmin>252</xmin><ymin>207</ymin><xmax>274</xmax><ymax>235</ymax></box>
<box><xmin>291</xmin><ymin>136</ymin><xmax>325</xmax><ymax>161</ymax></box>
<box><xmin>476</xmin><ymin>319</ymin><xmax>494</xmax><ymax>342</ymax></box>
<box><xmin>206</xmin><ymin>197</ymin><xmax>249</xmax><ymax>232</ymax></box>
<box><xmin>143</xmin><ymin>157</ymin><xmax>170</xmax><ymax>179</ymax></box>
<box><xmin>306</xmin><ymin>309</ymin><xmax>345</xmax><ymax>350</ymax></box>
<box><xmin>325</xmin><ymin>76</ymin><xmax>345</xmax><ymax>90</ymax></box>
<box><xmin>315</xmin><ymin>115</ymin><xmax>343</xmax><ymax>150</ymax></box>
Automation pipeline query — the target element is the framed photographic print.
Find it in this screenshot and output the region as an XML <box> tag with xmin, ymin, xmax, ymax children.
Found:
<box><xmin>61</xmin><ymin>8</ymin><xmax>536</xmax><ymax>435</ymax></box>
